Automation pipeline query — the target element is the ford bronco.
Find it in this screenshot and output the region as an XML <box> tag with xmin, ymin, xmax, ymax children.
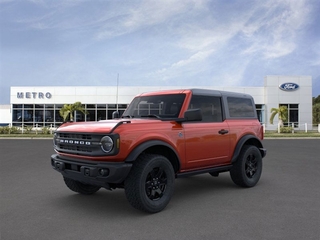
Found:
<box><xmin>51</xmin><ymin>89</ymin><xmax>266</xmax><ymax>213</ymax></box>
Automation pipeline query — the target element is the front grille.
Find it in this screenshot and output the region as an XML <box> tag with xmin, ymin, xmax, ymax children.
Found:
<box><xmin>55</xmin><ymin>132</ymin><xmax>103</xmax><ymax>156</ymax></box>
<box><xmin>59</xmin><ymin>144</ymin><xmax>92</xmax><ymax>153</ymax></box>
<box><xmin>59</xmin><ymin>133</ymin><xmax>92</xmax><ymax>140</ymax></box>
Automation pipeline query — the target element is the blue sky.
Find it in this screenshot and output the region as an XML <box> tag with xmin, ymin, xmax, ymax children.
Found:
<box><xmin>0</xmin><ymin>0</ymin><xmax>319</xmax><ymax>104</ymax></box>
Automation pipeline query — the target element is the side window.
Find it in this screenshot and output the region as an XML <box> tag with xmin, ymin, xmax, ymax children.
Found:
<box><xmin>227</xmin><ymin>97</ymin><xmax>255</xmax><ymax>118</ymax></box>
<box><xmin>188</xmin><ymin>95</ymin><xmax>223</xmax><ymax>122</ymax></box>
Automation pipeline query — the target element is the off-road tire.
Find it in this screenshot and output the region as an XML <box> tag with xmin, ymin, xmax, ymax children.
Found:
<box><xmin>230</xmin><ymin>145</ymin><xmax>262</xmax><ymax>188</ymax></box>
<box><xmin>63</xmin><ymin>177</ymin><xmax>101</xmax><ymax>195</ymax></box>
<box><xmin>124</xmin><ymin>154</ymin><xmax>175</xmax><ymax>213</ymax></box>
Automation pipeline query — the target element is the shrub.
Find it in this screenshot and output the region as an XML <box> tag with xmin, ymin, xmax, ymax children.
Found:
<box><xmin>24</xmin><ymin>126</ymin><xmax>33</xmax><ymax>134</ymax></box>
<box><xmin>0</xmin><ymin>126</ymin><xmax>10</xmax><ymax>134</ymax></box>
<box><xmin>41</xmin><ymin>126</ymin><xmax>51</xmax><ymax>135</ymax></box>
<box><xmin>10</xmin><ymin>126</ymin><xmax>20</xmax><ymax>134</ymax></box>
<box><xmin>280</xmin><ymin>127</ymin><xmax>294</xmax><ymax>133</ymax></box>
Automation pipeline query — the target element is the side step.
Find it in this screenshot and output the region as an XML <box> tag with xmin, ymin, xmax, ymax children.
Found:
<box><xmin>176</xmin><ymin>165</ymin><xmax>232</xmax><ymax>178</ymax></box>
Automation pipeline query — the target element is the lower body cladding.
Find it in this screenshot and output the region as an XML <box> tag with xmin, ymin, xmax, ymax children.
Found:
<box><xmin>51</xmin><ymin>154</ymin><xmax>132</xmax><ymax>189</ymax></box>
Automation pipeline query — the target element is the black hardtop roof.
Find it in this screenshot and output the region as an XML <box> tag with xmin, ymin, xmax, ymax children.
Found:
<box><xmin>138</xmin><ymin>88</ymin><xmax>253</xmax><ymax>99</ymax></box>
<box><xmin>190</xmin><ymin>88</ymin><xmax>253</xmax><ymax>99</ymax></box>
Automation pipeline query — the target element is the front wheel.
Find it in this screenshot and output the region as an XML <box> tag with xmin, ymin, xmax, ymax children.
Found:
<box><xmin>230</xmin><ymin>145</ymin><xmax>262</xmax><ymax>188</ymax></box>
<box><xmin>63</xmin><ymin>177</ymin><xmax>101</xmax><ymax>195</ymax></box>
<box><xmin>124</xmin><ymin>154</ymin><xmax>175</xmax><ymax>213</ymax></box>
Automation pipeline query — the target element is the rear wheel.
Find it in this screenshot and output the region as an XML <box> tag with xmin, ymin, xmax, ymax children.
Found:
<box><xmin>63</xmin><ymin>177</ymin><xmax>101</xmax><ymax>195</ymax></box>
<box><xmin>230</xmin><ymin>145</ymin><xmax>262</xmax><ymax>187</ymax></box>
<box><xmin>124</xmin><ymin>154</ymin><xmax>175</xmax><ymax>213</ymax></box>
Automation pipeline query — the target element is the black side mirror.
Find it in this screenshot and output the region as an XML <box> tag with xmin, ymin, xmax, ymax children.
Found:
<box><xmin>183</xmin><ymin>109</ymin><xmax>202</xmax><ymax>121</ymax></box>
<box><xmin>112</xmin><ymin>111</ymin><xmax>120</xmax><ymax>119</ymax></box>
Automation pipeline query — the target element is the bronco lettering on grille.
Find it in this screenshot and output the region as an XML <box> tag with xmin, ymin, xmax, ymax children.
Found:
<box><xmin>59</xmin><ymin>139</ymin><xmax>91</xmax><ymax>145</ymax></box>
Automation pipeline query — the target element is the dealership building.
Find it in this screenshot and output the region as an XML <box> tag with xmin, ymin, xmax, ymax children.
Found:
<box><xmin>0</xmin><ymin>75</ymin><xmax>313</xmax><ymax>131</ymax></box>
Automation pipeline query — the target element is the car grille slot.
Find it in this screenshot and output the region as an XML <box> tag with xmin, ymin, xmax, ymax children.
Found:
<box><xmin>58</xmin><ymin>133</ymin><xmax>92</xmax><ymax>140</ymax></box>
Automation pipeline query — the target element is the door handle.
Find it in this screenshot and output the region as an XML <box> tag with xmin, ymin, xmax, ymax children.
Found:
<box><xmin>218</xmin><ymin>129</ymin><xmax>229</xmax><ymax>135</ymax></box>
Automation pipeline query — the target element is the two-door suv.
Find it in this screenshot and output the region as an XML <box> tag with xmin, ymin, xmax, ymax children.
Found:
<box><xmin>51</xmin><ymin>89</ymin><xmax>266</xmax><ymax>213</ymax></box>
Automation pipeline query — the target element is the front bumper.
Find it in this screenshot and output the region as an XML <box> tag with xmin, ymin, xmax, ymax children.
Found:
<box><xmin>51</xmin><ymin>154</ymin><xmax>132</xmax><ymax>188</ymax></box>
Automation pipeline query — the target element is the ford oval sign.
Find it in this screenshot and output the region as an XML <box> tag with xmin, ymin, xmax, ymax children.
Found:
<box><xmin>279</xmin><ymin>83</ymin><xmax>299</xmax><ymax>91</ymax></box>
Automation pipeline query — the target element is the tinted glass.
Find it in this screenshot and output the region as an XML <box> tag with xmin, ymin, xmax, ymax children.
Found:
<box><xmin>188</xmin><ymin>95</ymin><xmax>222</xmax><ymax>122</ymax></box>
<box><xmin>227</xmin><ymin>97</ymin><xmax>255</xmax><ymax>118</ymax></box>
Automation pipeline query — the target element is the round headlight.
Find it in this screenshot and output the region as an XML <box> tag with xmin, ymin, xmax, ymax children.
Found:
<box><xmin>101</xmin><ymin>136</ymin><xmax>114</xmax><ymax>153</ymax></box>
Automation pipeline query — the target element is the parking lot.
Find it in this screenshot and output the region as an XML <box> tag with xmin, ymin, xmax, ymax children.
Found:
<box><xmin>1</xmin><ymin>139</ymin><xmax>319</xmax><ymax>240</ymax></box>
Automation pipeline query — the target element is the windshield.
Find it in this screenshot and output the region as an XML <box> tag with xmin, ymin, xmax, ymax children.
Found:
<box><xmin>122</xmin><ymin>94</ymin><xmax>186</xmax><ymax>119</ymax></box>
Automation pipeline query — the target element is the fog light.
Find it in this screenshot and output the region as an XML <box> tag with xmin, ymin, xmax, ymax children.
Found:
<box><xmin>99</xmin><ymin>168</ymin><xmax>109</xmax><ymax>176</ymax></box>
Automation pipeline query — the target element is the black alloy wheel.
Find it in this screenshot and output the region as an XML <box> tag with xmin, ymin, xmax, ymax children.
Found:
<box><xmin>145</xmin><ymin>167</ymin><xmax>168</xmax><ymax>201</ymax></box>
<box><xmin>245</xmin><ymin>152</ymin><xmax>259</xmax><ymax>178</ymax></box>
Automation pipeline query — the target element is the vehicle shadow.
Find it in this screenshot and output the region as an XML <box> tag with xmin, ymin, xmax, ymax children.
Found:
<box><xmin>49</xmin><ymin>173</ymin><xmax>239</xmax><ymax>216</ymax></box>
<box><xmin>173</xmin><ymin>173</ymin><xmax>237</xmax><ymax>198</ymax></box>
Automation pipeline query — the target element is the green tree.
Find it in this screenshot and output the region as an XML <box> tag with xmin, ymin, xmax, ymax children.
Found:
<box><xmin>312</xmin><ymin>95</ymin><xmax>320</xmax><ymax>124</ymax></box>
<box><xmin>312</xmin><ymin>95</ymin><xmax>320</xmax><ymax>105</ymax></box>
<box><xmin>270</xmin><ymin>106</ymin><xmax>288</xmax><ymax>126</ymax></box>
<box><xmin>59</xmin><ymin>102</ymin><xmax>87</xmax><ymax>122</ymax></box>
<box><xmin>313</xmin><ymin>103</ymin><xmax>320</xmax><ymax>124</ymax></box>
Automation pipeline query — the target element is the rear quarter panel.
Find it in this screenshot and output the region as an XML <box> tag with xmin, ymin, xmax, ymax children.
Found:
<box><xmin>225</xmin><ymin>119</ymin><xmax>263</xmax><ymax>156</ymax></box>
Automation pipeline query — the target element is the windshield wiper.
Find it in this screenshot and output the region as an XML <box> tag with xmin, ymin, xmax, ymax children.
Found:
<box><xmin>121</xmin><ymin>115</ymin><xmax>134</xmax><ymax>118</ymax></box>
<box><xmin>140</xmin><ymin>114</ymin><xmax>161</xmax><ymax>119</ymax></box>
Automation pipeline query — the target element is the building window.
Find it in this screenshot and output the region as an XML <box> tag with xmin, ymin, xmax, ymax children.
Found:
<box><xmin>280</xmin><ymin>104</ymin><xmax>299</xmax><ymax>127</ymax></box>
<box><xmin>97</xmin><ymin>104</ymin><xmax>106</xmax><ymax>121</ymax></box>
<box><xmin>256</xmin><ymin>104</ymin><xmax>265</xmax><ymax>124</ymax></box>
<box><xmin>107</xmin><ymin>104</ymin><xmax>128</xmax><ymax>119</ymax></box>
<box><xmin>44</xmin><ymin>104</ymin><xmax>55</xmax><ymax>126</ymax></box>
<box><xmin>11</xmin><ymin>103</ymin><xmax>128</xmax><ymax>127</ymax></box>
<box><xmin>54</xmin><ymin>105</ymin><xmax>63</xmax><ymax>124</ymax></box>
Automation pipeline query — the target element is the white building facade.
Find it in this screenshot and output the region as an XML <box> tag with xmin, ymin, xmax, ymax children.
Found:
<box><xmin>1</xmin><ymin>75</ymin><xmax>313</xmax><ymax>131</ymax></box>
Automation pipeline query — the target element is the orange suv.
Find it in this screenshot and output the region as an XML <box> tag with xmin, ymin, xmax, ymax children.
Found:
<box><xmin>51</xmin><ymin>89</ymin><xmax>266</xmax><ymax>213</ymax></box>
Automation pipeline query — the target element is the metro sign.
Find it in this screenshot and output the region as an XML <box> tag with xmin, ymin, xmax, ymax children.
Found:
<box><xmin>17</xmin><ymin>92</ymin><xmax>52</xmax><ymax>99</ymax></box>
<box><xmin>279</xmin><ymin>83</ymin><xmax>299</xmax><ymax>91</ymax></box>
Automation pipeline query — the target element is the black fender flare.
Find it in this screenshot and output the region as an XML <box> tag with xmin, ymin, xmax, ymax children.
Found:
<box><xmin>124</xmin><ymin>140</ymin><xmax>181</xmax><ymax>171</ymax></box>
<box><xmin>231</xmin><ymin>135</ymin><xmax>265</xmax><ymax>163</ymax></box>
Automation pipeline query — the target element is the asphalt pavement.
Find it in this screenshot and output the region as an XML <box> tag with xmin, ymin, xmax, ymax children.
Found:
<box><xmin>1</xmin><ymin>139</ymin><xmax>319</xmax><ymax>240</ymax></box>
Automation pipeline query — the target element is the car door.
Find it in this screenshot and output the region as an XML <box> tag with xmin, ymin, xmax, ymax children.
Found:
<box><xmin>183</xmin><ymin>95</ymin><xmax>230</xmax><ymax>170</ymax></box>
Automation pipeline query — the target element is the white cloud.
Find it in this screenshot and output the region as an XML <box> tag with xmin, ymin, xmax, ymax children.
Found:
<box><xmin>310</xmin><ymin>41</ymin><xmax>320</xmax><ymax>66</ymax></box>
<box><xmin>241</xmin><ymin>0</ymin><xmax>311</xmax><ymax>59</ymax></box>
<box><xmin>172</xmin><ymin>49</ymin><xmax>214</xmax><ymax>68</ymax></box>
<box><xmin>95</xmin><ymin>0</ymin><xmax>208</xmax><ymax>40</ymax></box>
<box><xmin>153</xmin><ymin>48</ymin><xmax>214</xmax><ymax>77</ymax></box>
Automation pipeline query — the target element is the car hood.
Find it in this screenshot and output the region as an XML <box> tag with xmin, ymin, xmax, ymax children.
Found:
<box><xmin>56</xmin><ymin>119</ymin><xmax>162</xmax><ymax>134</ymax></box>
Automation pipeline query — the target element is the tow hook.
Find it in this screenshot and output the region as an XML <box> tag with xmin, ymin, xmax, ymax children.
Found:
<box><xmin>54</xmin><ymin>161</ymin><xmax>65</xmax><ymax>171</ymax></box>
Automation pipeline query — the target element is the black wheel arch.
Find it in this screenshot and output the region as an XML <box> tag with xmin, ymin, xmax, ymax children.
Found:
<box><xmin>231</xmin><ymin>135</ymin><xmax>265</xmax><ymax>163</ymax></box>
<box><xmin>124</xmin><ymin>140</ymin><xmax>181</xmax><ymax>173</ymax></box>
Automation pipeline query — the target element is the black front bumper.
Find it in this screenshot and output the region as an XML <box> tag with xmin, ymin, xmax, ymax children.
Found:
<box><xmin>51</xmin><ymin>154</ymin><xmax>132</xmax><ymax>188</ymax></box>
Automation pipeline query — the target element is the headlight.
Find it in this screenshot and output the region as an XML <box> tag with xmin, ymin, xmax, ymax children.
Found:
<box><xmin>100</xmin><ymin>136</ymin><xmax>114</xmax><ymax>153</ymax></box>
<box><xmin>53</xmin><ymin>132</ymin><xmax>57</xmax><ymax>148</ymax></box>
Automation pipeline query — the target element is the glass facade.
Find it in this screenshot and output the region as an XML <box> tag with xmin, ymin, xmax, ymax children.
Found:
<box><xmin>12</xmin><ymin>102</ymin><xmax>266</xmax><ymax>126</ymax></box>
<box><xmin>12</xmin><ymin>104</ymin><xmax>128</xmax><ymax>127</ymax></box>
<box><xmin>280</xmin><ymin>103</ymin><xmax>299</xmax><ymax>128</ymax></box>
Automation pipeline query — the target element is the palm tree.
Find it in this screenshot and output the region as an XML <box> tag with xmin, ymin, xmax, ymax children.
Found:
<box><xmin>270</xmin><ymin>106</ymin><xmax>288</xmax><ymax>126</ymax></box>
<box><xmin>59</xmin><ymin>102</ymin><xmax>87</xmax><ymax>122</ymax></box>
